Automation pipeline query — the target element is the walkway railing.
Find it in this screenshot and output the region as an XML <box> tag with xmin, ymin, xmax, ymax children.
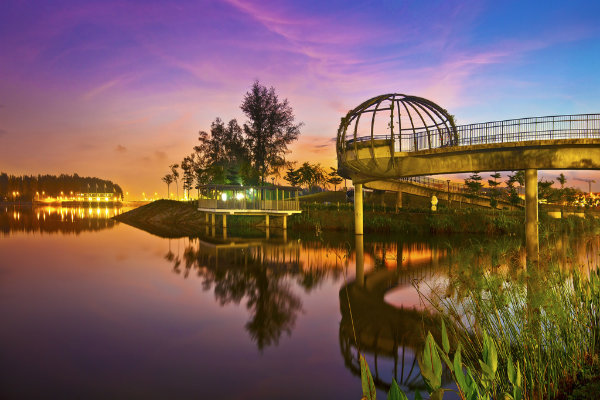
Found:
<box><xmin>346</xmin><ymin>113</ymin><xmax>600</xmax><ymax>152</ymax></box>
<box><xmin>198</xmin><ymin>198</ymin><xmax>300</xmax><ymax>212</ymax></box>
<box><xmin>398</xmin><ymin>176</ymin><xmax>468</xmax><ymax>193</ymax></box>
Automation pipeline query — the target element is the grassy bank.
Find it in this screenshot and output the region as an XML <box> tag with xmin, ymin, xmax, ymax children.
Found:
<box><xmin>113</xmin><ymin>199</ymin><xmax>600</xmax><ymax>237</ymax></box>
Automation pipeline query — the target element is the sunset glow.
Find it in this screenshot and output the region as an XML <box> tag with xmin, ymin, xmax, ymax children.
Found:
<box><xmin>2</xmin><ymin>0</ymin><xmax>600</xmax><ymax>196</ymax></box>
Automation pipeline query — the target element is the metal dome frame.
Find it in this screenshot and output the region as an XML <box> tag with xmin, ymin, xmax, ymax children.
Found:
<box><xmin>336</xmin><ymin>94</ymin><xmax>458</xmax><ymax>162</ymax></box>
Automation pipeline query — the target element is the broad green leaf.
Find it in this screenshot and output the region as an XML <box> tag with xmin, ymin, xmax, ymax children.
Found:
<box><xmin>515</xmin><ymin>361</ymin><xmax>522</xmax><ymax>388</ymax></box>
<box><xmin>507</xmin><ymin>357</ymin><xmax>515</xmax><ymax>385</ymax></box>
<box><xmin>441</xmin><ymin>320</ymin><xmax>450</xmax><ymax>354</ymax></box>
<box><xmin>439</xmin><ymin>348</ymin><xmax>453</xmax><ymax>371</ymax></box>
<box><xmin>453</xmin><ymin>345</ymin><xmax>468</xmax><ymax>393</ymax></box>
<box><xmin>488</xmin><ymin>337</ymin><xmax>498</xmax><ymax>375</ymax></box>
<box><xmin>414</xmin><ymin>391</ymin><xmax>423</xmax><ymax>400</ymax></box>
<box><xmin>359</xmin><ymin>354</ymin><xmax>376</xmax><ymax>400</ymax></box>
<box><xmin>430</xmin><ymin>388</ymin><xmax>445</xmax><ymax>400</ymax></box>
<box><xmin>387</xmin><ymin>379</ymin><xmax>407</xmax><ymax>400</ymax></box>
<box><xmin>420</xmin><ymin>332</ymin><xmax>442</xmax><ymax>391</ymax></box>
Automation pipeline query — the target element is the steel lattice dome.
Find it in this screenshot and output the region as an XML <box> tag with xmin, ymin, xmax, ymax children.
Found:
<box><xmin>336</xmin><ymin>93</ymin><xmax>458</xmax><ymax>157</ymax></box>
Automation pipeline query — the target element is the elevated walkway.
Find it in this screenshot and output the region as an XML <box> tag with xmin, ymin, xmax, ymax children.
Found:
<box><xmin>337</xmin><ymin>98</ymin><xmax>600</xmax><ymax>260</ymax></box>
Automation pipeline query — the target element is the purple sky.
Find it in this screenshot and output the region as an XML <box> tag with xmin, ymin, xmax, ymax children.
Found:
<box><xmin>1</xmin><ymin>0</ymin><xmax>600</xmax><ymax>197</ymax></box>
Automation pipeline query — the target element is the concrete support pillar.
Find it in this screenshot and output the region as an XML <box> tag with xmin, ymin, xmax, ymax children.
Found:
<box><xmin>282</xmin><ymin>214</ymin><xmax>287</xmax><ymax>229</ymax></box>
<box><xmin>355</xmin><ymin>234</ymin><xmax>364</xmax><ymax>287</ymax></box>
<box><xmin>205</xmin><ymin>213</ymin><xmax>209</xmax><ymax>224</ymax></box>
<box><xmin>265</xmin><ymin>214</ymin><xmax>270</xmax><ymax>228</ymax></box>
<box><xmin>222</xmin><ymin>214</ymin><xmax>227</xmax><ymax>229</ymax></box>
<box><xmin>395</xmin><ymin>191</ymin><xmax>402</xmax><ymax>212</ymax></box>
<box><xmin>223</xmin><ymin>228</ymin><xmax>227</xmax><ymax>240</ymax></box>
<box><xmin>354</xmin><ymin>183</ymin><xmax>364</xmax><ymax>235</ymax></box>
<box><xmin>210</xmin><ymin>213</ymin><xmax>215</xmax><ymax>226</ymax></box>
<box><xmin>525</xmin><ymin>168</ymin><xmax>539</xmax><ymax>262</ymax></box>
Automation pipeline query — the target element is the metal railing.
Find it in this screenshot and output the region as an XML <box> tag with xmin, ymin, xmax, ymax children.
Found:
<box><xmin>345</xmin><ymin>114</ymin><xmax>600</xmax><ymax>152</ymax></box>
<box><xmin>398</xmin><ymin>176</ymin><xmax>468</xmax><ymax>193</ymax></box>
<box><xmin>198</xmin><ymin>198</ymin><xmax>300</xmax><ymax>211</ymax></box>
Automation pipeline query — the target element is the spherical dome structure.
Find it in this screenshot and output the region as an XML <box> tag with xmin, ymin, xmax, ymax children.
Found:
<box><xmin>336</xmin><ymin>94</ymin><xmax>458</xmax><ymax>158</ymax></box>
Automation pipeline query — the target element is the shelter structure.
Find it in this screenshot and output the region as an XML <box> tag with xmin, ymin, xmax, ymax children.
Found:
<box><xmin>197</xmin><ymin>184</ymin><xmax>301</xmax><ymax>230</ymax></box>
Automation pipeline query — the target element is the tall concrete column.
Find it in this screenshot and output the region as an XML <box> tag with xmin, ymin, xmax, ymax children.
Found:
<box><xmin>355</xmin><ymin>234</ymin><xmax>364</xmax><ymax>287</ymax></box>
<box><xmin>222</xmin><ymin>214</ymin><xmax>227</xmax><ymax>229</ymax></box>
<box><xmin>211</xmin><ymin>213</ymin><xmax>215</xmax><ymax>226</ymax></box>
<box><xmin>525</xmin><ymin>168</ymin><xmax>539</xmax><ymax>262</ymax></box>
<box><xmin>395</xmin><ymin>191</ymin><xmax>402</xmax><ymax>213</ymax></box>
<box><xmin>354</xmin><ymin>183</ymin><xmax>364</xmax><ymax>235</ymax></box>
<box><xmin>265</xmin><ymin>214</ymin><xmax>270</xmax><ymax>228</ymax></box>
<box><xmin>282</xmin><ymin>214</ymin><xmax>287</xmax><ymax>229</ymax></box>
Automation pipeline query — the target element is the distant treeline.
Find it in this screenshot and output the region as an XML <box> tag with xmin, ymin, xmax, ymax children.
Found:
<box><xmin>0</xmin><ymin>172</ymin><xmax>123</xmax><ymax>201</ymax></box>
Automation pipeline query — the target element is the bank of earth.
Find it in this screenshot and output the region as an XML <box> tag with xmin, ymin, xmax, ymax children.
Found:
<box><xmin>113</xmin><ymin>199</ymin><xmax>600</xmax><ymax>237</ymax></box>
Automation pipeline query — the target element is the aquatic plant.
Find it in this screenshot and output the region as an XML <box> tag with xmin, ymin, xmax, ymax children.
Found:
<box><xmin>359</xmin><ymin>256</ymin><xmax>600</xmax><ymax>399</ymax></box>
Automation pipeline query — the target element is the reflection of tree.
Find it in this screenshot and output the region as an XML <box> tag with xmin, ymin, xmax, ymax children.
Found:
<box><xmin>166</xmin><ymin>241</ymin><xmax>310</xmax><ymax>351</ymax></box>
<box><xmin>245</xmin><ymin>269</ymin><xmax>301</xmax><ymax>350</ymax></box>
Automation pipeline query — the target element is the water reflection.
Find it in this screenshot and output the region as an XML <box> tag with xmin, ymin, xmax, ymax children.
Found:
<box><xmin>340</xmin><ymin>231</ymin><xmax>600</xmax><ymax>395</ymax></box>
<box><xmin>0</xmin><ymin>205</ymin><xmax>124</xmax><ymax>236</ymax></box>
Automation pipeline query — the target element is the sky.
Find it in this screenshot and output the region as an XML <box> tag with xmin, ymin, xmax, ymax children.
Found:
<box><xmin>1</xmin><ymin>0</ymin><xmax>600</xmax><ymax>198</ymax></box>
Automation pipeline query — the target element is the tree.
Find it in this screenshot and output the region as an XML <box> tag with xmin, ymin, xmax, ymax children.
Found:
<box><xmin>465</xmin><ymin>172</ymin><xmax>483</xmax><ymax>197</ymax></box>
<box><xmin>162</xmin><ymin>174</ymin><xmax>174</xmax><ymax>199</ymax></box>
<box><xmin>283</xmin><ymin>167</ymin><xmax>301</xmax><ymax>187</ymax></box>
<box><xmin>170</xmin><ymin>164</ymin><xmax>180</xmax><ymax>199</ymax></box>
<box><xmin>181</xmin><ymin>155</ymin><xmax>195</xmax><ymax>199</ymax></box>
<box><xmin>194</xmin><ymin>118</ymin><xmax>251</xmax><ymax>185</ymax></box>
<box><xmin>538</xmin><ymin>179</ymin><xmax>555</xmax><ymax>203</ymax></box>
<box><xmin>296</xmin><ymin>162</ymin><xmax>326</xmax><ymax>190</ymax></box>
<box><xmin>487</xmin><ymin>172</ymin><xmax>501</xmax><ymax>209</ymax></box>
<box><xmin>327</xmin><ymin>167</ymin><xmax>344</xmax><ymax>191</ymax></box>
<box><xmin>241</xmin><ymin>80</ymin><xmax>302</xmax><ymax>183</ymax></box>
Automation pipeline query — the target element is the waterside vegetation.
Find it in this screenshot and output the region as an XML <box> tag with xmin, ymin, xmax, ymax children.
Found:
<box><xmin>114</xmin><ymin>199</ymin><xmax>600</xmax><ymax>238</ymax></box>
<box><xmin>357</xmin><ymin>248</ymin><xmax>600</xmax><ymax>399</ymax></box>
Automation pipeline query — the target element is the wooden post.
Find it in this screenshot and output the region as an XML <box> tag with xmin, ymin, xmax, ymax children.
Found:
<box><xmin>276</xmin><ymin>188</ymin><xmax>279</xmax><ymax>210</ymax></box>
<box><xmin>265</xmin><ymin>214</ymin><xmax>270</xmax><ymax>228</ymax></box>
<box><xmin>211</xmin><ymin>213</ymin><xmax>215</xmax><ymax>226</ymax></box>
<box><xmin>223</xmin><ymin>213</ymin><xmax>227</xmax><ymax>229</ymax></box>
<box><xmin>282</xmin><ymin>214</ymin><xmax>287</xmax><ymax>229</ymax></box>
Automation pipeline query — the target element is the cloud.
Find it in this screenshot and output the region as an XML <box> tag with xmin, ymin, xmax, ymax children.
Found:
<box><xmin>154</xmin><ymin>150</ymin><xmax>167</xmax><ymax>161</ymax></box>
<box><xmin>115</xmin><ymin>144</ymin><xmax>127</xmax><ymax>153</ymax></box>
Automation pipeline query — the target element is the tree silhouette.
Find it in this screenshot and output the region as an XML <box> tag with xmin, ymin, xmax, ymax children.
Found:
<box><xmin>241</xmin><ymin>80</ymin><xmax>302</xmax><ymax>183</ymax></box>
<box><xmin>162</xmin><ymin>174</ymin><xmax>174</xmax><ymax>198</ymax></box>
<box><xmin>170</xmin><ymin>164</ymin><xmax>180</xmax><ymax>199</ymax></box>
<box><xmin>327</xmin><ymin>167</ymin><xmax>344</xmax><ymax>191</ymax></box>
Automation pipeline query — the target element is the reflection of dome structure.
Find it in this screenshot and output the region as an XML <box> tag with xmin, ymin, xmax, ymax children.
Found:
<box><xmin>336</xmin><ymin>94</ymin><xmax>458</xmax><ymax>159</ymax></box>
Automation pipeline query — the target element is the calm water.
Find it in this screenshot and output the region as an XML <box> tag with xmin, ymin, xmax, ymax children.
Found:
<box><xmin>1</xmin><ymin>206</ymin><xmax>599</xmax><ymax>399</ymax></box>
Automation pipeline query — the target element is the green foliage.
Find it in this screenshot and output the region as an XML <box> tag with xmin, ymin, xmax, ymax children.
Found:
<box><xmin>387</xmin><ymin>380</ymin><xmax>407</xmax><ymax>400</ymax></box>
<box><xmin>465</xmin><ymin>172</ymin><xmax>483</xmax><ymax>197</ymax></box>
<box><xmin>418</xmin><ymin>332</ymin><xmax>443</xmax><ymax>392</ymax></box>
<box><xmin>360</xmin><ymin>354</ymin><xmax>377</xmax><ymax>400</ymax></box>
<box><xmin>241</xmin><ymin>80</ymin><xmax>302</xmax><ymax>182</ymax></box>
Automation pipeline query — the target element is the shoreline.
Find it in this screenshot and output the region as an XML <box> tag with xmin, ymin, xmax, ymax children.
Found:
<box><xmin>113</xmin><ymin>199</ymin><xmax>600</xmax><ymax>237</ymax></box>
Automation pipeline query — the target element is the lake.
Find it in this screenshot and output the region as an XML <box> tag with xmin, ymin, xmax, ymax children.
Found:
<box><xmin>1</xmin><ymin>205</ymin><xmax>598</xmax><ymax>399</ymax></box>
